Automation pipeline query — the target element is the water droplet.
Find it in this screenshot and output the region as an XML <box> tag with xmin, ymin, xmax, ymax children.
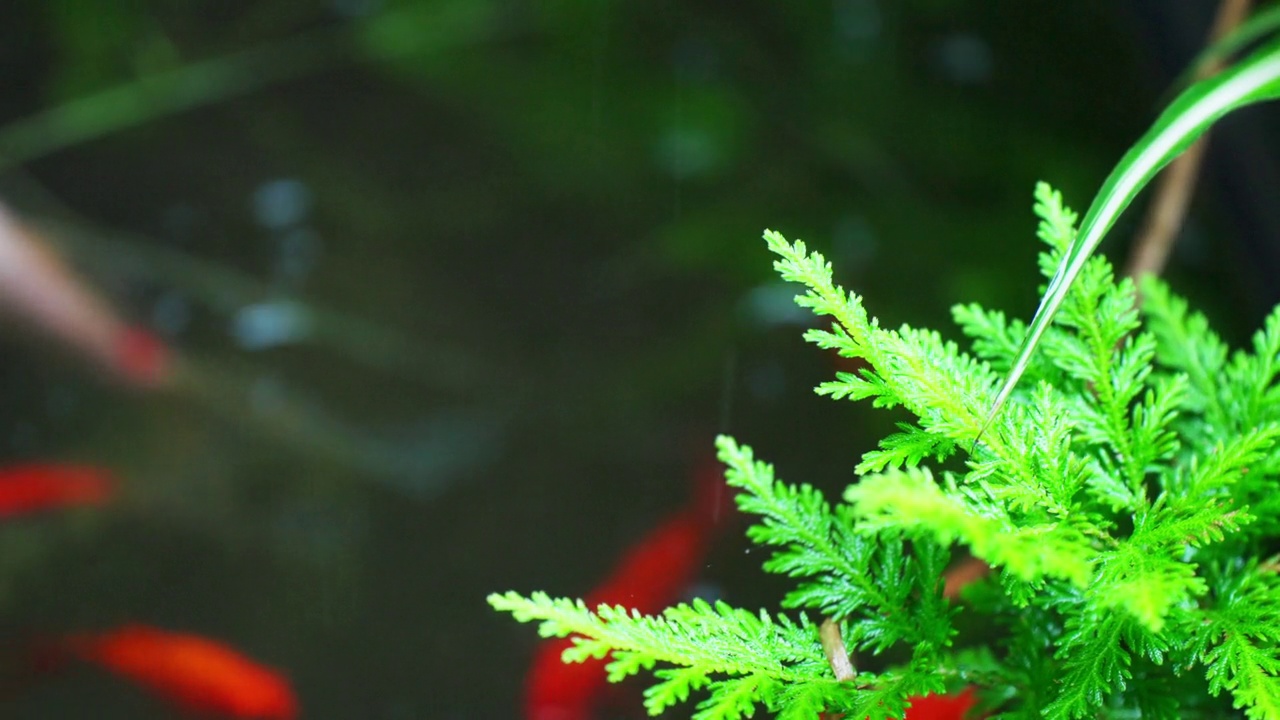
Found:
<box><xmin>740</xmin><ymin>283</ymin><xmax>812</xmax><ymax>328</ymax></box>
<box><xmin>251</xmin><ymin>178</ymin><xmax>312</xmax><ymax>230</ymax></box>
<box><xmin>935</xmin><ymin>33</ymin><xmax>992</xmax><ymax>85</ymax></box>
<box><xmin>231</xmin><ymin>300</ymin><xmax>313</xmax><ymax>351</ymax></box>
<box><xmin>834</xmin><ymin>0</ymin><xmax>881</xmax><ymax>43</ymax></box>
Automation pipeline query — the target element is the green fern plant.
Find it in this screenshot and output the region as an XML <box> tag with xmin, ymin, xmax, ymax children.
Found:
<box><xmin>490</xmin><ymin>182</ymin><xmax>1280</xmax><ymax>719</ymax></box>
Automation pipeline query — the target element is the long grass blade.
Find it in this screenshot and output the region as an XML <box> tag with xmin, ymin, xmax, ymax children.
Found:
<box><xmin>1178</xmin><ymin>3</ymin><xmax>1280</xmax><ymax>86</ymax></box>
<box><xmin>983</xmin><ymin>37</ymin><xmax>1280</xmax><ymax>435</ymax></box>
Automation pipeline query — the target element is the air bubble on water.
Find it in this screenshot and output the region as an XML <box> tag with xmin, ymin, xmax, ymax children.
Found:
<box><xmin>684</xmin><ymin>580</ymin><xmax>725</xmax><ymax>604</ymax></box>
<box><xmin>231</xmin><ymin>300</ymin><xmax>313</xmax><ymax>351</ymax></box>
<box><xmin>935</xmin><ymin>33</ymin><xmax>992</xmax><ymax>85</ymax></box>
<box><xmin>834</xmin><ymin>0</ymin><xmax>881</xmax><ymax>42</ymax></box>
<box><xmin>251</xmin><ymin>178</ymin><xmax>312</xmax><ymax>230</ymax></box>
<box><xmin>740</xmin><ymin>283</ymin><xmax>812</xmax><ymax>328</ymax></box>
<box><xmin>832</xmin><ymin>0</ymin><xmax>881</xmax><ymax>61</ymax></box>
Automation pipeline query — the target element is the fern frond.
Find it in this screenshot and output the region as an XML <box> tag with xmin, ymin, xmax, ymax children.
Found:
<box><xmin>856</xmin><ymin>422</ymin><xmax>957</xmax><ymax>474</ymax></box>
<box><xmin>487</xmin><ymin>592</ymin><xmax>833</xmax><ymax>718</ymax></box>
<box><xmin>952</xmin><ymin>303</ymin><xmax>1026</xmax><ymax>372</ymax></box>
<box><xmin>645</xmin><ymin>666</ymin><xmax>711</xmax><ymax>714</ymax></box>
<box><xmin>1205</xmin><ymin>635</ymin><xmax>1280</xmax><ymax>720</ymax></box>
<box><xmin>489</xmin><ymin>590</ymin><xmax>946</xmax><ymax>720</ymax></box>
<box><xmin>716</xmin><ymin>435</ymin><xmax>952</xmax><ymax>652</ymax></box>
<box><xmin>1194</xmin><ymin>560</ymin><xmax>1280</xmax><ymax>720</ymax></box>
<box><xmin>1179</xmin><ymin>424</ymin><xmax>1280</xmax><ymax>500</ymax></box>
<box><xmin>767</xmin><ymin>230</ymin><xmax>997</xmax><ymax>447</ymax></box>
<box><xmin>1044</xmin><ymin>612</ymin><xmax>1131</xmax><ymax>720</ymax></box>
<box><xmin>1033</xmin><ymin>181</ymin><xmax>1078</xmax><ymax>255</ymax></box>
<box><xmin>844</xmin><ymin>466</ymin><xmax>1093</xmax><ymax>588</ymax></box>
<box><xmin>1140</xmin><ymin>276</ymin><xmax>1230</xmax><ymax>425</ymax></box>
<box><xmin>1224</xmin><ymin>305</ymin><xmax>1280</xmax><ymax>432</ymax></box>
<box><xmin>1091</xmin><ymin>543</ymin><xmax>1204</xmax><ymax>632</ymax></box>
<box><xmin>497</xmin><ymin>177</ymin><xmax>1280</xmax><ymax>720</ymax></box>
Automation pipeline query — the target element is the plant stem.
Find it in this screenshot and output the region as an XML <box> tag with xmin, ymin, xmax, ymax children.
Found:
<box><xmin>1124</xmin><ymin>0</ymin><xmax>1253</xmax><ymax>280</ymax></box>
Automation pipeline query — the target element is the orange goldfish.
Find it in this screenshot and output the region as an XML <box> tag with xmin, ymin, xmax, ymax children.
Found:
<box><xmin>899</xmin><ymin>687</ymin><xmax>978</xmax><ymax>720</ymax></box>
<box><xmin>819</xmin><ymin>686</ymin><xmax>978</xmax><ymax>720</ymax></box>
<box><xmin>50</xmin><ymin>624</ymin><xmax>298</xmax><ymax>719</ymax></box>
<box><xmin>0</xmin><ymin>463</ymin><xmax>113</xmax><ymax>518</ymax></box>
<box><xmin>0</xmin><ymin>202</ymin><xmax>172</xmax><ymax>388</ymax></box>
<box><xmin>524</xmin><ymin>452</ymin><xmax>734</xmax><ymax>720</ymax></box>
<box><xmin>942</xmin><ymin>556</ymin><xmax>989</xmax><ymax>600</ymax></box>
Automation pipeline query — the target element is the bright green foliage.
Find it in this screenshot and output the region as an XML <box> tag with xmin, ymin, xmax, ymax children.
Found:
<box><xmin>990</xmin><ymin>34</ymin><xmax>1280</xmax><ymax>425</ymax></box>
<box><xmin>491</xmin><ymin>184</ymin><xmax>1280</xmax><ymax>719</ymax></box>
<box><xmin>487</xmin><ymin>590</ymin><xmax>931</xmax><ymax>720</ymax></box>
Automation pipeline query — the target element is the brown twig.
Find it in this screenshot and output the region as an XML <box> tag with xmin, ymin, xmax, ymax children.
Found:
<box><xmin>816</xmin><ymin>554</ymin><xmax>989</xmax><ymax>720</ymax></box>
<box><xmin>820</xmin><ymin>617</ymin><xmax>856</xmax><ymax>682</ymax></box>
<box><xmin>818</xmin><ymin>618</ymin><xmax>854</xmax><ymax>720</ymax></box>
<box><xmin>1124</xmin><ymin>0</ymin><xmax>1253</xmax><ymax>281</ymax></box>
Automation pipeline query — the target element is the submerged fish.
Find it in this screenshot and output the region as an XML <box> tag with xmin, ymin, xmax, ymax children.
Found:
<box><xmin>31</xmin><ymin>210</ymin><xmax>482</xmax><ymax>392</ymax></box>
<box><xmin>47</xmin><ymin>624</ymin><xmax>298</xmax><ymax>719</ymax></box>
<box><xmin>818</xmin><ymin>554</ymin><xmax>988</xmax><ymax>720</ymax></box>
<box><xmin>0</xmin><ymin>193</ymin><xmax>508</xmax><ymax>491</ymax></box>
<box><xmin>900</xmin><ymin>687</ymin><xmax>978</xmax><ymax>720</ymax></box>
<box><xmin>0</xmin><ymin>463</ymin><xmax>113</xmax><ymax>518</ymax></box>
<box><xmin>524</xmin><ymin>452</ymin><xmax>734</xmax><ymax>720</ymax></box>
<box><xmin>819</xmin><ymin>687</ymin><xmax>978</xmax><ymax>720</ymax></box>
<box><xmin>943</xmin><ymin>556</ymin><xmax>989</xmax><ymax>599</ymax></box>
<box><xmin>0</xmin><ymin>202</ymin><xmax>172</xmax><ymax>388</ymax></box>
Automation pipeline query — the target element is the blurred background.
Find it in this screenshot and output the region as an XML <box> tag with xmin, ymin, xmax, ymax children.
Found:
<box><xmin>0</xmin><ymin>0</ymin><xmax>1275</xmax><ymax>717</ymax></box>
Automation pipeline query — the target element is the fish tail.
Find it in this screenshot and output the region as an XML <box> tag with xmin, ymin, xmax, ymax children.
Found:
<box><xmin>112</xmin><ymin>325</ymin><xmax>173</xmax><ymax>388</ymax></box>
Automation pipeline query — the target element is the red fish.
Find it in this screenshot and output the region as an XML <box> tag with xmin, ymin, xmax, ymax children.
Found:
<box><xmin>820</xmin><ymin>686</ymin><xmax>977</xmax><ymax>720</ymax></box>
<box><xmin>0</xmin><ymin>464</ymin><xmax>113</xmax><ymax>519</ymax></box>
<box><xmin>819</xmin><ymin>554</ymin><xmax>988</xmax><ymax>720</ymax></box>
<box><xmin>524</xmin><ymin>453</ymin><xmax>734</xmax><ymax>720</ymax></box>
<box><xmin>111</xmin><ymin>324</ymin><xmax>172</xmax><ymax>388</ymax></box>
<box><xmin>899</xmin><ymin>687</ymin><xmax>977</xmax><ymax>720</ymax></box>
<box><xmin>51</xmin><ymin>624</ymin><xmax>298</xmax><ymax>719</ymax></box>
<box><xmin>0</xmin><ymin>203</ymin><xmax>172</xmax><ymax>388</ymax></box>
<box><xmin>942</xmin><ymin>557</ymin><xmax>989</xmax><ymax>600</ymax></box>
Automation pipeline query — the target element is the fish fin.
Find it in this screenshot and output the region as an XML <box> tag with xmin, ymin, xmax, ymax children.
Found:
<box><xmin>113</xmin><ymin>325</ymin><xmax>172</xmax><ymax>387</ymax></box>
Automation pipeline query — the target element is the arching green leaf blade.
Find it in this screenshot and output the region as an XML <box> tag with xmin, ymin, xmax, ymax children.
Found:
<box><xmin>985</xmin><ymin>37</ymin><xmax>1280</xmax><ymax>434</ymax></box>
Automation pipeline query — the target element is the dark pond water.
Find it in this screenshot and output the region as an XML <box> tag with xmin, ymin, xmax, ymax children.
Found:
<box><xmin>0</xmin><ymin>2</ymin><xmax>1267</xmax><ymax>718</ymax></box>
